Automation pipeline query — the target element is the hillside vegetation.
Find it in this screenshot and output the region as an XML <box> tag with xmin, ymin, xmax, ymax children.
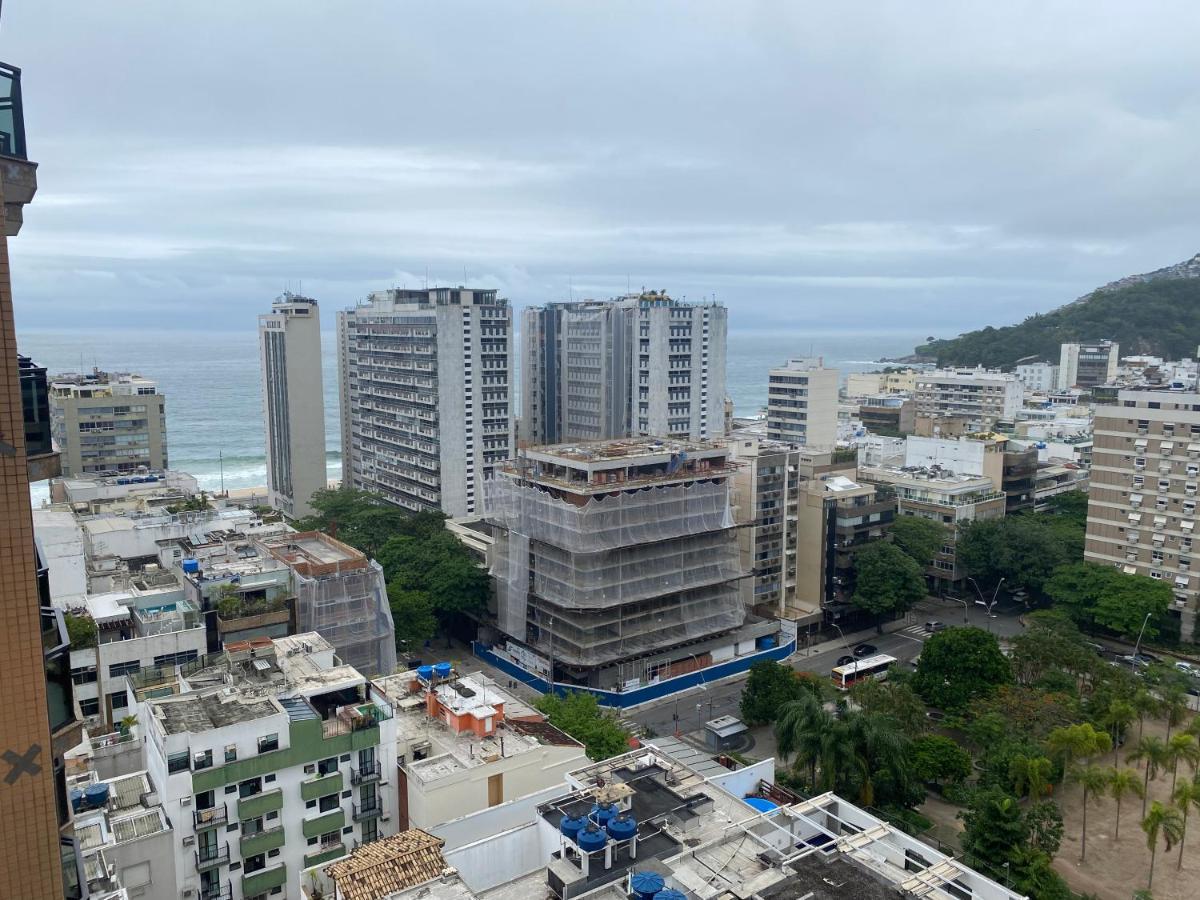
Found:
<box><xmin>915</xmin><ymin>275</ymin><xmax>1200</xmax><ymax>369</ymax></box>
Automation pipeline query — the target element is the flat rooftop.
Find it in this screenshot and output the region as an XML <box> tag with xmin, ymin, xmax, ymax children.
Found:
<box><xmin>521</xmin><ymin>437</ymin><xmax>729</xmax><ymax>466</ymax></box>
<box><xmin>259</xmin><ymin>531</ymin><xmax>368</xmax><ymax>576</ymax></box>
<box><xmin>154</xmin><ymin>691</ymin><xmax>281</xmax><ymax>735</ymax></box>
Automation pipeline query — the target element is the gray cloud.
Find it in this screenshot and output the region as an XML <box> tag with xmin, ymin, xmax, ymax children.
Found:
<box><xmin>7</xmin><ymin>1</ymin><xmax>1200</xmax><ymax>338</ymax></box>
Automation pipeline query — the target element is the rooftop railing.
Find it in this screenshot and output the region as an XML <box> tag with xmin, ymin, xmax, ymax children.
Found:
<box><xmin>0</xmin><ymin>62</ymin><xmax>25</xmax><ymax>160</ymax></box>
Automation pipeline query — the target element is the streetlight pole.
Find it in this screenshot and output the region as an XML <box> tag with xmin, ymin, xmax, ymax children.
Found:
<box><xmin>1132</xmin><ymin>612</ymin><xmax>1153</xmax><ymax>674</ymax></box>
<box><xmin>830</xmin><ymin>622</ymin><xmax>852</xmax><ymax>655</ymax></box>
<box><xmin>948</xmin><ymin>596</ymin><xmax>969</xmax><ymax>624</ymax></box>
<box><xmin>967</xmin><ymin>577</ymin><xmax>1005</xmax><ymax>632</ymax></box>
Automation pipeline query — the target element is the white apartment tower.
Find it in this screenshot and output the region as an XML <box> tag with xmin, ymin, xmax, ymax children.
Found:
<box><xmin>1058</xmin><ymin>340</ymin><xmax>1119</xmax><ymax>390</ymax></box>
<box><xmin>259</xmin><ymin>293</ymin><xmax>327</xmax><ymax>520</ymax></box>
<box><xmin>765</xmin><ymin>357</ymin><xmax>839</xmax><ymax>447</ymax></box>
<box><xmin>338</xmin><ymin>287</ymin><xmax>513</xmax><ymax>517</ymax></box>
<box><xmin>521</xmin><ymin>293</ymin><xmax>727</xmax><ymax>446</ymax></box>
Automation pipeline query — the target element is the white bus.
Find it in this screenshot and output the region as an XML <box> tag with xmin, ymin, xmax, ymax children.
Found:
<box><xmin>830</xmin><ymin>654</ymin><xmax>898</xmax><ymax>691</ymax></box>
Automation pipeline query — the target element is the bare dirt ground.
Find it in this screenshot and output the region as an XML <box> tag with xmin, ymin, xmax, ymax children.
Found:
<box><xmin>1054</xmin><ymin>714</ymin><xmax>1200</xmax><ymax>900</ymax></box>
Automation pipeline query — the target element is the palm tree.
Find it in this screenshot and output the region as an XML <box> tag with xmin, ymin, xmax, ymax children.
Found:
<box><xmin>1173</xmin><ymin>776</ymin><xmax>1200</xmax><ymax>870</ymax></box>
<box><xmin>842</xmin><ymin>709</ymin><xmax>910</xmax><ymax>807</ymax></box>
<box><xmin>1010</xmin><ymin>754</ymin><xmax>1053</xmax><ymax>802</ymax></box>
<box><xmin>1167</xmin><ymin>733</ymin><xmax>1200</xmax><ymax>793</ymax></box>
<box><xmin>1142</xmin><ymin>800</ymin><xmax>1185</xmax><ymax>891</ymax></box>
<box><xmin>775</xmin><ymin>695</ymin><xmax>830</xmax><ymax>790</ymax></box>
<box><xmin>1133</xmin><ymin>689</ymin><xmax>1162</xmax><ymax>742</ymax></box>
<box><xmin>1128</xmin><ymin>735</ymin><xmax>1170</xmax><ymax>817</ymax></box>
<box><xmin>1109</xmin><ymin>766</ymin><xmax>1146</xmax><ymax>842</ymax></box>
<box><xmin>1069</xmin><ymin>763</ymin><xmax>1109</xmax><ymax>861</ymax></box>
<box><xmin>1047</xmin><ymin>722</ymin><xmax>1112</xmax><ymax>769</ymax></box>
<box><xmin>1104</xmin><ymin>699</ymin><xmax>1136</xmax><ymax>765</ymax></box>
<box><xmin>1162</xmin><ymin>687</ymin><xmax>1190</xmax><ymax>740</ymax></box>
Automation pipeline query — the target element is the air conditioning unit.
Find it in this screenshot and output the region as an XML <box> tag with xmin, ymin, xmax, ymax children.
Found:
<box><xmin>182</xmin><ymin>835</ymin><xmax>195</xmax><ymax>847</ymax></box>
<box><xmin>180</xmin><ymin>796</ymin><xmax>192</xmax><ymax>806</ymax></box>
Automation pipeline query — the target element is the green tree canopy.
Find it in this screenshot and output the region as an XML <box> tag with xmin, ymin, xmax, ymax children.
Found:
<box><xmin>910</xmin><ymin>734</ymin><xmax>972</xmax><ymax>786</ymax></box>
<box><xmin>913</xmin><ymin>627</ymin><xmax>1011</xmax><ymax>710</ymax></box>
<box><xmin>65</xmin><ymin>612</ymin><xmax>97</xmax><ymax>650</ymax></box>
<box><xmin>889</xmin><ymin>515</ymin><xmax>945</xmax><ymax>568</ymax></box>
<box><xmin>739</xmin><ymin>660</ymin><xmax>822</xmax><ymax>726</ymax></box>
<box><xmin>851</xmin><ymin>542</ymin><xmax>926</xmax><ymax>620</ymax></box>
<box><xmin>849</xmin><ymin>678</ymin><xmax>929</xmax><ymax>737</ymax></box>
<box><xmin>1046</xmin><ymin>490</ymin><xmax>1088</xmax><ymax>528</ymax></box>
<box><xmin>387</xmin><ymin>587</ymin><xmax>438</xmax><ymax>653</ymax></box>
<box><xmin>535</xmin><ymin>691</ymin><xmax>630</xmax><ymax>760</ymax></box>
<box><xmin>1045</xmin><ymin>562</ymin><xmax>1172</xmax><ymax>639</ymax></box>
<box><xmin>956</xmin><ymin>514</ymin><xmax>1083</xmax><ymax>596</ymax></box>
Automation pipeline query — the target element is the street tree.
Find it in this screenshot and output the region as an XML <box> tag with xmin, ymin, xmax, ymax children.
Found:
<box><xmin>910</xmin><ymin>735</ymin><xmax>972</xmax><ymax>788</ymax></box>
<box><xmin>888</xmin><ymin>515</ymin><xmax>945</xmax><ymax>568</ymax></box>
<box><xmin>1045</xmin><ymin>562</ymin><xmax>1172</xmax><ymax>639</ymax></box>
<box><xmin>913</xmin><ymin>627</ymin><xmax>1011</xmax><ymax>710</ymax></box>
<box><xmin>1067</xmin><ymin>763</ymin><xmax>1109</xmax><ymax>861</ymax></box>
<box><xmin>740</xmin><ymin>661</ymin><xmax>820</xmax><ymax>726</ymax></box>
<box><xmin>850</xmin><ymin>542</ymin><xmax>926</xmax><ymax>625</ymax></box>
<box><xmin>1127</xmin><ymin>735</ymin><xmax>1170</xmax><ymax>818</ymax></box>
<box><xmin>1108</xmin><ymin>767</ymin><xmax>1145</xmax><ymax>842</ymax></box>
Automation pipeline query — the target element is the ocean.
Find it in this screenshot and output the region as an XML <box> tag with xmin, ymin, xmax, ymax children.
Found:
<box><xmin>19</xmin><ymin>327</ymin><xmax>922</xmax><ymax>499</ymax></box>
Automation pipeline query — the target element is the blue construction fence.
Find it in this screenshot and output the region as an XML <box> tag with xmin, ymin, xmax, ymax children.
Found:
<box><xmin>471</xmin><ymin>632</ymin><xmax>798</xmax><ymax>709</ymax></box>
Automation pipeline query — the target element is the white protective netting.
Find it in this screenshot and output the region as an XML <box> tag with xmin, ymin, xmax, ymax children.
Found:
<box><xmin>294</xmin><ymin>562</ymin><xmax>397</xmax><ymax>676</ymax></box>
<box><xmin>485</xmin><ymin>477</ymin><xmax>734</xmax><ymax>552</ymax></box>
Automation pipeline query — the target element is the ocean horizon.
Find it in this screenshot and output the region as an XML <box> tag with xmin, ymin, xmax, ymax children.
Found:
<box><xmin>21</xmin><ymin>327</ymin><xmax>923</xmax><ymax>501</ymax></box>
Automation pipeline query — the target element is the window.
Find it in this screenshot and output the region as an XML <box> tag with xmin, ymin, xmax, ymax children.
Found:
<box><xmin>109</xmin><ymin>691</ymin><xmax>129</xmax><ymax>711</ymax></box>
<box><xmin>321</xmin><ymin>830</ymin><xmax>340</xmax><ymax>846</ymax></box>
<box><xmin>108</xmin><ymin>660</ymin><xmax>141</xmax><ymax>678</ymax></box>
<box><xmin>242</xmin><ymin>817</ymin><xmax>264</xmax><ymax>836</ymax></box>
<box><xmin>153</xmin><ymin>650</ymin><xmax>198</xmax><ymax>667</ymax></box>
<box><xmin>193</xmin><ymin>749</ymin><xmax>213</xmax><ymax>770</ymax></box>
<box><xmin>243</xmin><ymin>853</ymin><xmax>266</xmax><ymax>874</ymax></box>
<box><xmin>258</xmin><ymin>734</ymin><xmax>279</xmax><ymax>754</ymax></box>
<box><xmin>238</xmin><ymin>778</ymin><xmax>262</xmax><ymax>799</ymax></box>
<box><xmin>225</xmin><ymin>745</ymin><xmax>237</xmax><ymax>763</ymax></box>
<box><xmin>317</xmin><ymin>757</ymin><xmax>338</xmax><ymax>776</ymax></box>
<box><xmin>70</xmin><ymin>666</ymin><xmax>98</xmax><ymax>685</ymax></box>
<box><xmin>318</xmin><ymin>794</ymin><xmax>339</xmax><ymax>813</ymax></box>
<box><xmin>361</xmin><ymin>818</ymin><xmax>380</xmax><ymax>844</ymax></box>
<box><xmin>167</xmin><ymin>751</ymin><xmax>189</xmax><ymax>774</ymax></box>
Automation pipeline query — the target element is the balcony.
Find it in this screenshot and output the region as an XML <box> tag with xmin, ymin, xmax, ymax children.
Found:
<box><xmin>303</xmin><ymin>808</ymin><xmax>346</xmax><ymax>839</ymax></box>
<box><xmin>351</xmin><ymin>761</ymin><xmax>382</xmax><ymax>785</ymax></box>
<box><xmin>199</xmin><ymin>882</ymin><xmax>232</xmax><ymax>900</ymax></box>
<box><xmin>237</xmin><ymin>787</ymin><xmax>283</xmax><ymax>820</ymax></box>
<box><xmin>0</xmin><ymin>62</ymin><xmax>25</xmax><ymax>160</ymax></box>
<box><xmin>300</xmin><ymin>771</ymin><xmax>343</xmax><ymax>802</ymax></box>
<box><xmin>353</xmin><ymin>798</ymin><xmax>383</xmax><ymax>822</ymax></box>
<box><xmin>194</xmin><ymin>843</ymin><xmax>230</xmax><ymax>872</ymax></box>
<box><xmin>241</xmin><ymin>863</ymin><xmax>287</xmax><ymax>898</ymax></box>
<box><xmin>239</xmin><ymin>825</ymin><xmax>285</xmax><ymax>858</ymax></box>
<box><xmin>304</xmin><ymin>841</ymin><xmax>348</xmax><ymax>868</ymax></box>
<box><xmin>193</xmin><ymin>804</ymin><xmax>228</xmax><ymax>830</ymax></box>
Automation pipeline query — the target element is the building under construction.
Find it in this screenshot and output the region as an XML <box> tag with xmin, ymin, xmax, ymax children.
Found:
<box><xmin>486</xmin><ymin>438</ymin><xmax>770</xmax><ymax>691</ymax></box>
<box><xmin>259</xmin><ymin>531</ymin><xmax>396</xmax><ymax>676</ymax></box>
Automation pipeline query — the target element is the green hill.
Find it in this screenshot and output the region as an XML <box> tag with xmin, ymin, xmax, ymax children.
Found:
<box><xmin>915</xmin><ymin>254</ymin><xmax>1200</xmax><ymax>369</ymax></box>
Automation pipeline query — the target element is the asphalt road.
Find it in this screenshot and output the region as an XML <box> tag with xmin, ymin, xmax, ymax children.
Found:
<box><xmin>627</xmin><ymin>596</ymin><xmax>1027</xmax><ymax>737</ymax></box>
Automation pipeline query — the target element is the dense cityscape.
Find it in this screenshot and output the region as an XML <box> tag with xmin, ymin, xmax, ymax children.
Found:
<box><xmin>4</xmin><ymin>6</ymin><xmax>1200</xmax><ymax>900</ymax></box>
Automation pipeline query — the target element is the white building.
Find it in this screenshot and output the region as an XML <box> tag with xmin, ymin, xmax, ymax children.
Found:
<box><xmin>338</xmin><ymin>287</ymin><xmax>513</xmax><ymax>517</ymax></box>
<box><xmin>49</xmin><ymin>370</ymin><xmax>168</xmax><ymax>476</ymax></box>
<box><xmin>259</xmin><ymin>293</ymin><xmax>327</xmax><ymax>520</ymax></box>
<box><xmin>1058</xmin><ymin>340</ymin><xmax>1119</xmax><ymax>390</ymax></box>
<box><xmin>913</xmin><ymin>368</ymin><xmax>1023</xmax><ymax>430</ymax></box>
<box><xmin>1014</xmin><ymin>360</ymin><xmax>1058</xmax><ymax>393</ymax></box>
<box><xmin>140</xmin><ymin>633</ymin><xmax>399</xmax><ymax>900</ymax></box>
<box><xmin>765</xmin><ymin>358</ymin><xmax>839</xmax><ymax>448</ymax></box>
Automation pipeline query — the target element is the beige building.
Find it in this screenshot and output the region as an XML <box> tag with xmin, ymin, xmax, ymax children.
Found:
<box><xmin>913</xmin><ymin>368</ymin><xmax>1023</xmax><ymax>431</ymax></box>
<box><xmin>49</xmin><ymin>370</ymin><xmax>167</xmax><ymax>476</ymax></box>
<box><xmin>1087</xmin><ymin>389</ymin><xmax>1200</xmax><ymax>642</ymax></box>
<box><xmin>766</xmin><ymin>357</ymin><xmax>839</xmax><ymax>448</ymax></box>
<box><xmin>844</xmin><ymin>369</ymin><xmax>918</xmax><ymax>397</ymax></box>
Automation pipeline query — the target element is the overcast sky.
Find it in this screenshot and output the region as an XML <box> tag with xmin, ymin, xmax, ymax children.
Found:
<box><xmin>7</xmin><ymin>2</ymin><xmax>1200</xmax><ymax>340</ymax></box>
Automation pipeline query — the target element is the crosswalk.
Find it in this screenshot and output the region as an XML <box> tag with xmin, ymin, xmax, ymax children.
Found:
<box><xmin>900</xmin><ymin>624</ymin><xmax>933</xmax><ymax>637</ymax></box>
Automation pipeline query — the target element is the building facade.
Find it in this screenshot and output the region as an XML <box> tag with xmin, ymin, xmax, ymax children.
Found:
<box><xmin>765</xmin><ymin>358</ymin><xmax>839</xmax><ymax>448</ymax></box>
<box><xmin>259</xmin><ymin>293</ymin><xmax>327</xmax><ymax>520</ymax></box>
<box><xmin>1087</xmin><ymin>389</ymin><xmax>1200</xmax><ymax>643</ymax></box>
<box><xmin>1058</xmin><ymin>340</ymin><xmax>1119</xmax><ymax>390</ymax></box>
<box><xmin>912</xmin><ymin>368</ymin><xmax>1022</xmax><ymax>431</ymax></box>
<box><xmin>50</xmin><ymin>370</ymin><xmax>168</xmax><ymax>476</ymax></box>
<box><xmin>339</xmin><ymin>288</ymin><xmax>513</xmax><ymax>517</ymax></box>
<box><xmin>1014</xmin><ymin>360</ymin><xmax>1059</xmax><ymax>393</ymax></box>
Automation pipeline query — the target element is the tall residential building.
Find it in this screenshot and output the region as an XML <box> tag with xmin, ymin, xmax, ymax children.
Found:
<box><xmin>339</xmin><ymin>287</ymin><xmax>513</xmax><ymax>517</ymax></box>
<box><xmin>136</xmin><ymin>633</ymin><xmax>399</xmax><ymax>900</ymax></box>
<box><xmin>1014</xmin><ymin>360</ymin><xmax>1059</xmax><ymax>393</ymax></box>
<box><xmin>486</xmin><ymin>438</ymin><xmax>773</xmax><ymax>691</ymax></box>
<box><xmin>1058</xmin><ymin>339</ymin><xmax>1119</xmax><ymax>390</ymax></box>
<box><xmin>49</xmin><ymin>369</ymin><xmax>168</xmax><ymax>476</ymax></box>
<box><xmin>912</xmin><ymin>368</ymin><xmax>1023</xmax><ymax>431</ymax></box>
<box><xmin>1087</xmin><ymin>389</ymin><xmax>1200</xmax><ymax>643</ymax></box>
<box><xmin>0</xmin><ymin>55</ymin><xmax>67</xmax><ymax>898</ymax></box>
<box><xmin>259</xmin><ymin>293</ymin><xmax>327</xmax><ymax>519</ymax></box>
<box><xmin>765</xmin><ymin>357</ymin><xmax>839</xmax><ymax>448</ymax></box>
<box><xmin>520</xmin><ymin>292</ymin><xmax>727</xmax><ymax>446</ymax></box>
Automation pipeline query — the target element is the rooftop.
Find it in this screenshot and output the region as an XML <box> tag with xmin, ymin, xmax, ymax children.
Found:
<box><xmin>259</xmin><ymin>530</ymin><xmax>368</xmax><ymax>576</ymax></box>
<box><xmin>521</xmin><ymin>436</ymin><xmax>730</xmax><ymax>465</ymax></box>
<box><xmin>324</xmin><ymin>829</ymin><xmax>449</xmax><ymax>900</ymax></box>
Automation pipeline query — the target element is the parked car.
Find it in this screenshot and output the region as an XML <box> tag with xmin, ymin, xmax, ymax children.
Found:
<box><xmin>835</xmin><ymin>655</ymin><xmax>856</xmax><ymax>668</ymax></box>
<box><xmin>925</xmin><ymin>621</ymin><xmax>947</xmax><ymax>633</ymax></box>
<box><xmin>1174</xmin><ymin>660</ymin><xmax>1200</xmax><ymax>676</ymax></box>
<box><xmin>1120</xmin><ymin>654</ymin><xmax>1152</xmax><ymax>668</ymax></box>
<box><xmin>853</xmin><ymin>643</ymin><xmax>878</xmax><ymax>658</ymax></box>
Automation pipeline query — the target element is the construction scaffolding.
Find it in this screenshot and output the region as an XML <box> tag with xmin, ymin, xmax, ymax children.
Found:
<box><xmin>291</xmin><ymin>559</ymin><xmax>397</xmax><ymax>677</ymax></box>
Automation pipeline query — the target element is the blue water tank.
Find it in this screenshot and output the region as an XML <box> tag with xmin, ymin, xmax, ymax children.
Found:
<box><xmin>560</xmin><ymin>813</ymin><xmax>588</xmax><ymax>843</ymax></box>
<box><xmin>654</xmin><ymin>889</ymin><xmax>686</xmax><ymax>900</ymax></box>
<box><xmin>69</xmin><ymin>789</ymin><xmax>85</xmax><ymax>812</ymax></box>
<box><xmin>434</xmin><ymin>661</ymin><xmax>453</xmax><ymax>680</ymax></box>
<box><xmin>416</xmin><ymin>665</ymin><xmax>435</xmax><ymax>682</ymax></box>
<box><xmin>607</xmin><ymin>813</ymin><xmax>637</xmax><ymax>842</ymax></box>
<box><xmin>591</xmin><ymin>801</ymin><xmax>617</xmax><ymax>827</ymax></box>
<box><xmin>756</xmin><ymin>635</ymin><xmax>776</xmax><ymax>650</ymax></box>
<box><xmin>181</xmin><ymin>559</ymin><xmax>199</xmax><ymax>574</ymax></box>
<box><xmin>577</xmin><ymin>823</ymin><xmax>608</xmax><ymax>853</ymax></box>
<box><xmin>631</xmin><ymin>872</ymin><xmax>664</xmax><ymax>900</ymax></box>
<box><xmin>84</xmin><ymin>783</ymin><xmax>110</xmax><ymax>809</ymax></box>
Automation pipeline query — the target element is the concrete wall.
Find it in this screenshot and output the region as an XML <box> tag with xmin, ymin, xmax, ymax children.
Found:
<box><xmin>443</xmin><ymin>822</ymin><xmax>549</xmax><ymax>893</ymax></box>
<box><xmin>430</xmin><ymin>783</ymin><xmax>564</xmax><ymax>851</ymax></box>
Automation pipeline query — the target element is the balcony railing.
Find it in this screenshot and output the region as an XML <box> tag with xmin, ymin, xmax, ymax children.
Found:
<box><xmin>193</xmin><ymin>803</ymin><xmax>228</xmax><ymax>830</ymax></box>
<box><xmin>353</xmin><ymin>798</ymin><xmax>383</xmax><ymax>821</ymax></box>
<box><xmin>0</xmin><ymin>63</ymin><xmax>25</xmax><ymax>160</ymax></box>
<box><xmin>351</xmin><ymin>761</ymin><xmax>382</xmax><ymax>785</ymax></box>
<box><xmin>199</xmin><ymin>882</ymin><xmax>232</xmax><ymax>900</ymax></box>
<box><xmin>195</xmin><ymin>843</ymin><xmax>230</xmax><ymax>871</ymax></box>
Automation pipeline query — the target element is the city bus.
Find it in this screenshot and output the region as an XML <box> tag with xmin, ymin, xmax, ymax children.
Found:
<box><xmin>830</xmin><ymin>654</ymin><xmax>898</xmax><ymax>691</ymax></box>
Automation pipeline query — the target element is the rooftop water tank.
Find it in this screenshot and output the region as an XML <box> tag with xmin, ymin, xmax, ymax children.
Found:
<box><xmin>591</xmin><ymin>801</ymin><xmax>617</xmax><ymax>827</ymax></box>
<box><xmin>756</xmin><ymin>635</ymin><xmax>776</xmax><ymax>650</ymax></box>
<box><xmin>560</xmin><ymin>813</ymin><xmax>588</xmax><ymax>843</ymax></box>
<box><xmin>69</xmin><ymin>789</ymin><xmax>85</xmax><ymax>812</ymax></box>
<box><xmin>577</xmin><ymin>823</ymin><xmax>608</xmax><ymax>854</ymax></box>
<box><xmin>654</xmin><ymin>889</ymin><xmax>686</xmax><ymax>900</ymax></box>
<box><xmin>607</xmin><ymin>812</ymin><xmax>637</xmax><ymax>842</ymax></box>
<box><xmin>434</xmin><ymin>661</ymin><xmax>453</xmax><ymax>680</ymax></box>
<box><xmin>181</xmin><ymin>559</ymin><xmax>199</xmax><ymax>574</ymax></box>
<box><xmin>416</xmin><ymin>665</ymin><xmax>435</xmax><ymax>682</ymax></box>
<box><xmin>83</xmin><ymin>783</ymin><xmax>110</xmax><ymax>809</ymax></box>
<box><xmin>631</xmin><ymin>872</ymin><xmax>664</xmax><ymax>900</ymax></box>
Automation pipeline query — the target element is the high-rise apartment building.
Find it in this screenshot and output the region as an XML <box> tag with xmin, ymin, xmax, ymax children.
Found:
<box><xmin>1058</xmin><ymin>340</ymin><xmax>1119</xmax><ymax>390</ymax></box>
<box><xmin>339</xmin><ymin>287</ymin><xmax>513</xmax><ymax>517</ymax></box>
<box><xmin>912</xmin><ymin>368</ymin><xmax>1023</xmax><ymax>431</ymax></box>
<box><xmin>259</xmin><ymin>293</ymin><xmax>327</xmax><ymax>519</ymax></box>
<box><xmin>1087</xmin><ymin>389</ymin><xmax>1200</xmax><ymax>643</ymax></box>
<box><xmin>521</xmin><ymin>293</ymin><xmax>727</xmax><ymax>446</ymax></box>
<box><xmin>765</xmin><ymin>357</ymin><xmax>839</xmax><ymax>447</ymax></box>
<box><xmin>49</xmin><ymin>370</ymin><xmax>168</xmax><ymax>476</ymax></box>
<box><xmin>0</xmin><ymin>55</ymin><xmax>69</xmax><ymax>898</ymax></box>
